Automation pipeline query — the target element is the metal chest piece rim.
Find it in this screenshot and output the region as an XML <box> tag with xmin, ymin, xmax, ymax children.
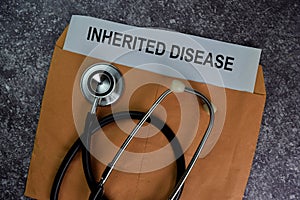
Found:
<box><xmin>80</xmin><ymin>63</ymin><xmax>124</xmax><ymax>106</ymax></box>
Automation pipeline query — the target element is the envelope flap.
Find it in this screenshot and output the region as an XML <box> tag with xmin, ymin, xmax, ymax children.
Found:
<box><xmin>56</xmin><ymin>26</ymin><xmax>68</xmax><ymax>49</ymax></box>
<box><xmin>254</xmin><ymin>66</ymin><xmax>266</xmax><ymax>95</ymax></box>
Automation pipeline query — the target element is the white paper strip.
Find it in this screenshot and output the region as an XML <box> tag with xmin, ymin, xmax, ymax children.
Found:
<box><xmin>64</xmin><ymin>15</ymin><xmax>261</xmax><ymax>93</ymax></box>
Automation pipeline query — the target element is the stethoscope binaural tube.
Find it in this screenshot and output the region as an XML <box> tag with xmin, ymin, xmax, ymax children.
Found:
<box><xmin>168</xmin><ymin>87</ymin><xmax>215</xmax><ymax>200</ymax></box>
<box><xmin>89</xmin><ymin>81</ymin><xmax>215</xmax><ymax>200</ymax></box>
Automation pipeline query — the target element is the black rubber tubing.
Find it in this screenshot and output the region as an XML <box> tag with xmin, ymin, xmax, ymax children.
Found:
<box><xmin>51</xmin><ymin>111</ymin><xmax>185</xmax><ymax>200</ymax></box>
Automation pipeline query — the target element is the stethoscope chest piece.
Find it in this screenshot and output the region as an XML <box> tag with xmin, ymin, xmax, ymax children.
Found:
<box><xmin>80</xmin><ymin>63</ymin><xmax>124</xmax><ymax>106</ymax></box>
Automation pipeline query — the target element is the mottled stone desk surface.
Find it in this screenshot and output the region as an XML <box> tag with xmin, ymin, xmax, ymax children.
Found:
<box><xmin>0</xmin><ymin>1</ymin><xmax>299</xmax><ymax>199</ymax></box>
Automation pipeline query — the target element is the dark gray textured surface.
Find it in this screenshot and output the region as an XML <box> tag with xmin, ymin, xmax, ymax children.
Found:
<box><xmin>0</xmin><ymin>0</ymin><xmax>299</xmax><ymax>199</ymax></box>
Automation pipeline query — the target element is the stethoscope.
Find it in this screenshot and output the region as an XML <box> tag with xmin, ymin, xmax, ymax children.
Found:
<box><xmin>50</xmin><ymin>63</ymin><xmax>215</xmax><ymax>200</ymax></box>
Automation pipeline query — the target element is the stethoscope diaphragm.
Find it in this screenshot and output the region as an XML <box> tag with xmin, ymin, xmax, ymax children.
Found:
<box><xmin>80</xmin><ymin>63</ymin><xmax>124</xmax><ymax>106</ymax></box>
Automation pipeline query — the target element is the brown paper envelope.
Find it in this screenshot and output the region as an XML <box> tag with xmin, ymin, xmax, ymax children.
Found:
<box><xmin>25</xmin><ymin>27</ymin><xmax>266</xmax><ymax>200</ymax></box>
